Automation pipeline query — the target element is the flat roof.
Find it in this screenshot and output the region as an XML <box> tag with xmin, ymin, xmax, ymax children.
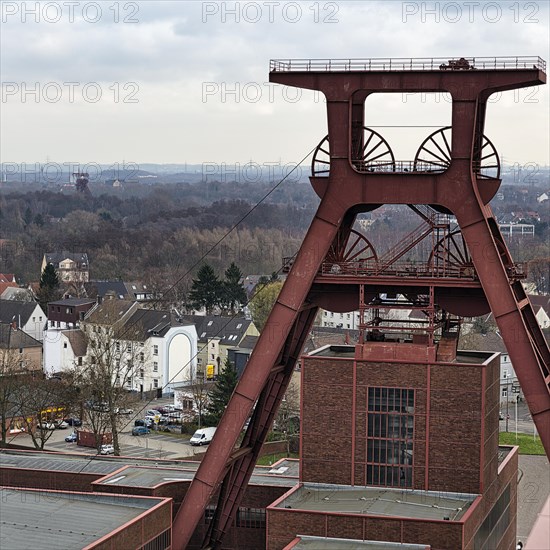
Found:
<box><xmin>308</xmin><ymin>345</ymin><xmax>495</xmax><ymax>364</ymax></box>
<box><xmin>98</xmin><ymin>458</ymin><xmax>298</xmax><ymax>488</ymax></box>
<box><xmin>0</xmin><ymin>449</ymin><xmax>298</xmax><ymax>488</ymax></box>
<box><xmin>0</xmin><ymin>487</ymin><xmax>166</xmax><ymax>550</ymax></box>
<box><xmin>275</xmin><ymin>484</ymin><xmax>476</xmax><ymax>522</ymax></box>
<box><xmin>290</xmin><ymin>536</ymin><xmax>428</xmax><ymax>549</ymax></box>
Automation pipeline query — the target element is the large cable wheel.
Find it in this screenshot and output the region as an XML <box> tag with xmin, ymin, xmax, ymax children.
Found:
<box><xmin>311</xmin><ymin>128</ymin><xmax>395</xmax><ymax>177</ymax></box>
<box><xmin>413</xmin><ymin>127</ymin><xmax>452</xmax><ymax>173</ymax></box>
<box><xmin>473</xmin><ymin>134</ymin><xmax>500</xmax><ymax>179</ymax></box>
<box><xmin>414</xmin><ymin>127</ymin><xmax>500</xmax><ymax>180</ymax></box>
<box><xmin>430</xmin><ymin>230</ymin><xmax>475</xmax><ymax>277</ymax></box>
<box><xmin>326</xmin><ymin>229</ymin><xmax>378</xmax><ymax>265</ymax></box>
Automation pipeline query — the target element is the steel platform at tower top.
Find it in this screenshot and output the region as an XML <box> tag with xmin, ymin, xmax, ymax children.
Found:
<box><xmin>173</xmin><ymin>56</ymin><xmax>549</xmax><ymax>550</ymax></box>
<box><xmin>269</xmin><ymin>56</ymin><xmax>546</xmax><ymax>72</ymax></box>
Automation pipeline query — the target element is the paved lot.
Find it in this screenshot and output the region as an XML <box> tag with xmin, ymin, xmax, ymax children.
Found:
<box><xmin>517</xmin><ymin>454</ymin><xmax>550</xmax><ymax>545</ymax></box>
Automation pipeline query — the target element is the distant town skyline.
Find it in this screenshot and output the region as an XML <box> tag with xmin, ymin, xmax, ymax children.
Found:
<box><xmin>1</xmin><ymin>1</ymin><xmax>549</xmax><ymax>165</ymax></box>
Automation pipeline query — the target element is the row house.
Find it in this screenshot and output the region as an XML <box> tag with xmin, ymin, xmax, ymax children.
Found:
<box><xmin>43</xmin><ymin>299</ymin><xmax>197</xmax><ymax>397</ymax></box>
<box><xmin>180</xmin><ymin>315</ymin><xmax>259</xmax><ymax>380</ymax></box>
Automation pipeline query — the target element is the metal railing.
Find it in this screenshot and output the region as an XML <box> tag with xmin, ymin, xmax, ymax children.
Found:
<box><xmin>283</xmin><ymin>257</ymin><xmax>525</xmax><ymax>280</ymax></box>
<box><xmin>312</xmin><ymin>159</ymin><xmax>500</xmax><ymax>177</ymax></box>
<box><xmin>270</xmin><ymin>56</ymin><xmax>546</xmax><ymax>73</ymax></box>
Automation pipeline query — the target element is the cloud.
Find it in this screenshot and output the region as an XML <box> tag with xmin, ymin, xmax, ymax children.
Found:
<box><xmin>1</xmin><ymin>1</ymin><xmax>548</xmax><ymax>164</ymax></box>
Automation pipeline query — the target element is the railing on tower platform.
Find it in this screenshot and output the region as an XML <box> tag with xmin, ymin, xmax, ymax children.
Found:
<box><xmin>270</xmin><ymin>56</ymin><xmax>546</xmax><ymax>73</ymax></box>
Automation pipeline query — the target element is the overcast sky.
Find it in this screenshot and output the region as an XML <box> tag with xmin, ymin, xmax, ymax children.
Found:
<box><xmin>1</xmin><ymin>0</ymin><xmax>549</xmax><ymax>170</ymax></box>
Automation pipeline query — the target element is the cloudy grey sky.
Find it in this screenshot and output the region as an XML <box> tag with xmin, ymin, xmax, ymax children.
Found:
<box><xmin>1</xmin><ymin>0</ymin><xmax>549</xmax><ymax>167</ymax></box>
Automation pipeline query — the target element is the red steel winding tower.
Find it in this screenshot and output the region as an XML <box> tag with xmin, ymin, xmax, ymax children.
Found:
<box><xmin>174</xmin><ymin>56</ymin><xmax>549</xmax><ymax>549</ymax></box>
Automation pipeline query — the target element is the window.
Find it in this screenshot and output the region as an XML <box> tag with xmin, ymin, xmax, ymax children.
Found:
<box><xmin>207</xmin><ymin>321</ymin><xmax>213</xmax><ymax>326</ymax></box>
<box><xmin>236</xmin><ymin>323</ymin><xmax>242</xmax><ymax>329</ymax></box>
<box><xmin>77</xmin><ymin>357</ymin><xmax>82</xmax><ymax>366</ymax></box>
<box><xmin>153</xmin><ymin>362</ymin><xmax>158</xmax><ymax>372</ymax></box>
<box><xmin>127</xmin><ymin>343</ymin><xmax>132</xmax><ymax>352</ymax></box>
<box><xmin>33</xmin><ymin>317</ymin><xmax>36</xmax><ymax>322</ymax></box>
<box><xmin>39</xmin><ymin>316</ymin><xmax>42</xmax><ymax>322</ymax></box>
<box><xmin>115</xmin><ymin>342</ymin><xmax>120</xmax><ymax>352</ymax></box>
<box><xmin>502</xmin><ymin>388</ymin><xmax>508</xmax><ymax>398</ymax></box>
<box><xmin>140</xmin><ymin>369</ymin><xmax>144</xmax><ymax>379</ymax></box>
<box><xmin>63</xmin><ymin>342</ymin><xmax>67</xmax><ymax>349</ymax></box>
<box><xmin>503</xmin><ymin>370</ymin><xmax>509</xmax><ymax>379</ymax></box>
<box><xmin>236</xmin><ymin>508</ymin><xmax>265</xmax><ymax>529</ymax></box>
<box><xmin>367</xmin><ymin>387</ymin><xmax>414</xmax><ymax>488</ymax></box>
<box><xmin>140</xmin><ymin>352</ymin><xmax>144</xmax><ymax>362</ymax></box>
<box><xmin>153</xmin><ymin>379</ymin><xmax>158</xmax><ymax>389</ymax></box>
<box><xmin>211</xmin><ymin>343</ymin><xmax>215</xmax><ymax>348</ymax></box>
<box><xmin>211</xmin><ymin>354</ymin><xmax>215</xmax><ymax>360</ymax></box>
<box><xmin>153</xmin><ymin>345</ymin><xmax>158</xmax><ymax>355</ymax></box>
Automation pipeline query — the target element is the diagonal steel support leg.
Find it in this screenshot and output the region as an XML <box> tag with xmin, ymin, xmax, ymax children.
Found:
<box><xmin>205</xmin><ymin>306</ymin><xmax>318</xmax><ymax>548</ymax></box>
<box><xmin>459</xmin><ymin>210</ymin><xmax>550</xmax><ymax>456</ymax></box>
<box><xmin>172</xmin><ymin>204</ymin><xmax>343</xmax><ymax>549</ymax></box>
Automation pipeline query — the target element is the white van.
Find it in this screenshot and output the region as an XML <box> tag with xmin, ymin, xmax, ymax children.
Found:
<box><xmin>190</xmin><ymin>427</ymin><xmax>216</xmax><ymax>446</ymax></box>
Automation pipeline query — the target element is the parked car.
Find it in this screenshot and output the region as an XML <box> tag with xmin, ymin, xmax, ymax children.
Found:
<box><xmin>64</xmin><ymin>417</ymin><xmax>82</xmax><ymax>427</ymax></box>
<box><xmin>55</xmin><ymin>420</ymin><xmax>69</xmax><ymax>429</ymax></box>
<box><xmin>146</xmin><ymin>410</ymin><xmax>161</xmax><ymax>417</ymax></box>
<box><xmin>65</xmin><ymin>432</ymin><xmax>77</xmax><ymax>443</ymax></box>
<box><xmin>132</xmin><ymin>426</ymin><xmax>150</xmax><ymax>436</ymax></box>
<box><xmin>99</xmin><ymin>444</ymin><xmax>115</xmax><ymax>455</ymax></box>
<box><xmin>134</xmin><ymin>419</ymin><xmax>145</xmax><ymax>426</ymax></box>
<box><xmin>115</xmin><ymin>408</ymin><xmax>134</xmax><ymax>415</ymax></box>
<box><xmin>37</xmin><ymin>422</ymin><xmax>56</xmax><ymax>430</ymax></box>
<box><xmin>190</xmin><ymin>427</ymin><xmax>216</xmax><ymax>446</ymax></box>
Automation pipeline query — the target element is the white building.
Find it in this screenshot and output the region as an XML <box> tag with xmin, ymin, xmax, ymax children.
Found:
<box><xmin>0</xmin><ymin>299</ymin><xmax>46</xmax><ymax>341</ymax></box>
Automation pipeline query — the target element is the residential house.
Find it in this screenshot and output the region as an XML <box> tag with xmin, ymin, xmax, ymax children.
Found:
<box><xmin>0</xmin><ymin>274</ymin><xmax>17</xmax><ymax>297</ymax></box>
<box><xmin>0</xmin><ymin>300</ymin><xmax>46</xmax><ymax>341</ymax></box>
<box><xmin>227</xmin><ymin>335</ymin><xmax>258</xmax><ymax>377</ymax></box>
<box><xmin>43</xmin><ymin>329</ymin><xmax>87</xmax><ymax>377</ymax></box>
<box><xmin>0</xmin><ymin>323</ymin><xmax>42</xmax><ymax>372</ymax></box>
<box><xmin>125</xmin><ymin>282</ymin><xmax>156</xmax><ymax>302</ymax></box>
<box><xmin>528</xmin><ymin>294</ymin><xmax>550</xmax><ymax>329</ymax></box>
<box><xmin>83</xmin><ymin>280</ymin><xmax>130</xmax><ymax>301</ymax></box>
<box><xmin>180</xmin><ymin>315</ymin><xmax>259</xmax><ymax>379</ymax></box>
<box><xmin>42</xmin><ymin>252</ymin><xmax>89</xmax><ymax>283</ymax></box>
<box><xmin>75</xmin><ymin>300</ymin><xmax>198</xmax><ymax>397</ymax></box>
<box><xmin>47</xmin><ymin>298</ymin><xmax>96</xmax><ymax>329</ymax></box>
<box><xmin>0</xmin><ymin>287</ymin><xmax>35</xmax><ymax>302</ymax></box>
<box><xmin>459</xmin><ymin>330</ymin><xmax>521</xmax><ymax>406</ymax></box>
<box><xmin>82</xmin><ymin>280</ymin><xmax>157</xmax><ymax>303</ymax></box>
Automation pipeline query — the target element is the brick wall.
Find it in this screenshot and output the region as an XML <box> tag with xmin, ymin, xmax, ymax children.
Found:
<box><xmin>1</xmin><ymin>467</ymin><xmax>100</xmax><ymax>492</ymax></box>
<box><xmin>301</xmin><ymin>353</ymin><xmax>496</xmax><ymax>493</ymax></box>
<box><xmin>267</xmin><ymin>508</ymin><xmax>465</xmax><ymax>550</ymax></box>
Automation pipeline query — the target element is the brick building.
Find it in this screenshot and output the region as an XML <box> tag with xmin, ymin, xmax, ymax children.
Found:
<box><xmin>267</xmin><ymin>342</ymin><xmax>518</xmax><ymax>550</ymax></box>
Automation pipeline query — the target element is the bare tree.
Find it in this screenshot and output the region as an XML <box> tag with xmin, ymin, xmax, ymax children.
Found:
<box><xmin>18</xmin><ymin>375</ymin><xmax>77</xmax><ymax>450</ymax></box>
<box><xmin>180</xmin><ymin>369</ymin><xmax>211</xmax><ymax>428</ymax></box>
<box><xmin>275</xmin><ymin>375</ymin><xmax>301</xmax><ymax>435</ymax></box>
<box><xmin>76</xmin><ymin>313</ymin><xmax>146</xmax><ymax>456</ymax></box>
<box><xmin>0</xmin><ymin>348</ymin><xmax>28</xmax><ymax>446</ymax></box>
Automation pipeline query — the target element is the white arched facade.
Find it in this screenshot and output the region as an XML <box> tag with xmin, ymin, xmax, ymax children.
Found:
<box><xmin>163</xmin><ymin>325</ymin><xmax>198</xmax><ymax>396</ymax></box>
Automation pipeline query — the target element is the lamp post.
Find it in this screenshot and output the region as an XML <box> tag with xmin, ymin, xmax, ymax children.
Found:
<box><xmin>505</xmin><ymin>377</ymin><xmax>510</xmax><ymax>433</ymax></box>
